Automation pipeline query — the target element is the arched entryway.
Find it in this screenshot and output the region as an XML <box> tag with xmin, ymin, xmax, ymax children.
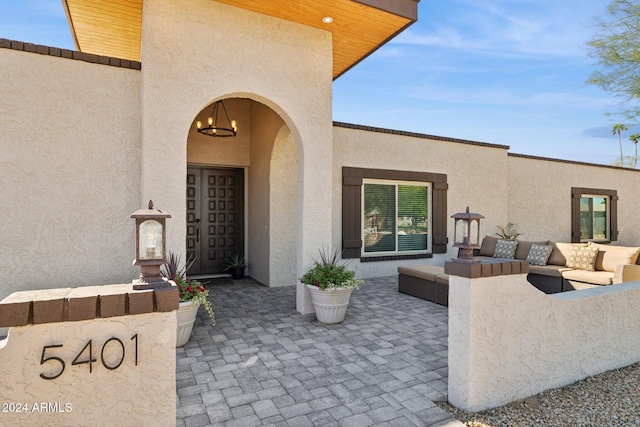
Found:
<box><xmin>185</xmin><ymin>96</ymin><xmax>299</xmax><ymax>287</ymax></box>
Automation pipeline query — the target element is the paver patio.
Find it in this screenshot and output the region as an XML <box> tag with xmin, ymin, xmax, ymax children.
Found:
<box><xmin>176</xmin><ymin>276</ymin><xmax>462</xmax><ymax>426</ymax></box>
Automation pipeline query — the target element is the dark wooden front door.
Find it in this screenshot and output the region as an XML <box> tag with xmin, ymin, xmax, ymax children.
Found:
<box><xmin>186</xmin><ymin>166</ymin><xmax>244</xmax><ymax>275</ymax></box>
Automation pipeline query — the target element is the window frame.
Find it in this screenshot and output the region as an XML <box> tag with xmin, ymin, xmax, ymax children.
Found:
<box><xmin>342</xmin><ymin>167</ymin><xmax>448</xmax><ymax>261</ymax></box>
<box><xmin>571</xmin><ymin>187</ymin><xmax>618</xmax><ymax>243</ymax></box>
<box><xmin>361</xmin><ymin>178</ymin><xmax>433</xmax><ymax>257</ymax></box>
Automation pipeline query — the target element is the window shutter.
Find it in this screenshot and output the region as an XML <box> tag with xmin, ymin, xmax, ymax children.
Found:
<box><xmin>342</xmin><ymin>171</ymin><xmax>362</xmax><ymax>258</ymax></box>
<box><xmin>610</xmin><ymin>194</ymin><xmax>618</xmax><ymax>241</ymax></box>
<box><xmin>432</xmin><ymin>181</ymin><xmax>448</xmax><ymax>253</ymax></box>
<box><xmin>571</xmin><ymin>190</ymin><xmax>581</xmax><ymax>243</ymax></box>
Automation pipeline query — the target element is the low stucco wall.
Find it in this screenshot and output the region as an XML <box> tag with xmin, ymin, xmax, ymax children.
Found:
<box><xmin>0</xmin><ymin>48</ymin><xmax>141</xmax><ymax>301</ymax></box>
<box><xmin>448</xmin><ymin>274</ymin><xmax>640</xmax><ymax>411</ymax></box>
<box><xmin>0</xmin><ymin>284</ymin><xmax>177</xmax><ymax>426</ymax></box>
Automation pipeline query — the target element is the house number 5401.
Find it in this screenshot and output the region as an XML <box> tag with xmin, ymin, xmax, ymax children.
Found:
<box><xmin>39</xmin><ymin>334</ymin><xmax>139</xmax><ymax>380</ymax></box>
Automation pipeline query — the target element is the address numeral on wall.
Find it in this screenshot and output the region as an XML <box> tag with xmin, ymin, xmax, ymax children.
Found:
<box><xmin>39</xmin><ymin>334</ymin><xmax>139</xmax><ymax>380</ymax></box>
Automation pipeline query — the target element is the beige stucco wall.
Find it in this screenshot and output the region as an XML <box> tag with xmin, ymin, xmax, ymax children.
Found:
<box><xmin>270</xmin><ymin>127</ymin><xmax>298</xmax><ymax>287</ymax></box>
<box><xmin>507</xmin><ymin>155</ymin><xmax>640</xmax><ymax>244</ymax></box>
<box><xmin>248</xmin><ymin>102</ymin><xmax>285</xmax><ymax>284</ymax></box>
<box><xmin>332</xmin><ymin>127</ymin><xmax>509</xmax><ymax>278</ymax></box>
<box><xmin>140</xmin><ymin>0</ymin><xmax>333</xmax><ymax>299</ymax></box>
<box><xmin>448</xmin><ymin>273</ymin><xmax>640</xmax><ymax>411</ymax></box>
<box><xmin>0</xmin><ymin>48</ymin><xmax>141</xmax><ymax>301</ymax></box>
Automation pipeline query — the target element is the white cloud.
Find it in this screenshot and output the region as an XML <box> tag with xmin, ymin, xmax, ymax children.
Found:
<box><xmin>391</xmin><ymin>0</ymin><xmax>607</xmax><ymax>59</ymax></box>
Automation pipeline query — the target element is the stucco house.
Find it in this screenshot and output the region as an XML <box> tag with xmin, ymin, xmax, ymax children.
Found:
<box><xmin>2</xmin><ymin>0</ymin><xmax>640</xmax><ymax>314</ymax></box>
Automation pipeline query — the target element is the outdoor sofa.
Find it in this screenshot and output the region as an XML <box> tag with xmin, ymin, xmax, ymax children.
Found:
<box><xmin>398</xmin><ymin>235</ymin><xmax>640</xmax><ymax>306</ymax></box>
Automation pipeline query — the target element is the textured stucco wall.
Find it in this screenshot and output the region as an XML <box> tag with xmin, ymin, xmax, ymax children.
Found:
<box><xmin>0</xmin><ymin>48</ymin><xmax>141</xmax><ymax>301</ymax></box>
<box><xmin>249</xmin><ymin>102</ymin><xmax>285</xmax><ymax>285</ymax></box>
<box><xmin>140</xmin><ymin>0</ymin><xmax>333</xmax><ymax>299</ymax></box>
<box><xmin>0</xmin><ymin>311</ymin><xmax>176</xmax><ymax>426</ymax></box>
<box><xmin>448</xmin><ymin>274</ymin><xmax>640</xmax><ymax>411</ymax></box>
<box><xmin>507</xmin><ymin>155</ymin><xmax>640</xmax><ymax>244</ymax></box>
<box><xmin>270</xmin><ymin>128</ymin><xmax>298</xmax><ymax>287</ymax></box>
<box><xmin>332</xmin><ymin>127</ymin><xmax>509</xmax><ymax>278</ymax></box>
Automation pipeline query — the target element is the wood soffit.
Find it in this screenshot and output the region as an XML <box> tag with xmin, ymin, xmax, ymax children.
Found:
<box><xmin>62</xmin><ymin>0</ymin><xmax>418</xmax><ymax>79</ymax></box>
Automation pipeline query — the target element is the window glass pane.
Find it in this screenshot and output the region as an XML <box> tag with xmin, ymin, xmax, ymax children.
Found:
<box><xmin>397</xmin><ymin>185</ymin><xmax>428</xmax><ymax>251</ymax></box>
<box><xmin>364</xmin><ymin>184</ymin><xmax>396</xmax><ymax>252</ymax></box>
<box><xmin>592</xmin><ymin>197</ymin><xmax>607</xmax><ymax>240</ymax></box>
<box><xmin>470</xmin><ymin>220</ymin><xmax>479</xmax><ymax>245</ymax></box>
<box><xmin>580</xmin><ymin>197</ymin><xmax>593</xmax><ymax>240</ymax></box>
<box><xmin>139</xmin><ymin>219</ymin><xmax>163</xmax><ymax>260</ymax></box>
<box><xmin>580</xmin><ymin>196</ymin><xmax>609</xmax><ymax>241</ymax></box>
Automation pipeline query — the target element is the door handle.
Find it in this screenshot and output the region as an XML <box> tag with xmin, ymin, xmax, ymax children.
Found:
<box><xmin>195</xmin><ymin>218</ymin><xmax>200</xmax><ymax>242</ymax></box>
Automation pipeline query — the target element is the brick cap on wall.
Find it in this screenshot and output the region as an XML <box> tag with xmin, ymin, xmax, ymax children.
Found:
<box><xmin>0</xmin><ymin>38</ymin><xmax>142</xmax><ymax>70</ymax></box>
<box><xmin>0</xmin><ymin>283</ymin><xmax>178</xmax><ymax>328</ymax></box>
<box><xmin>444</xmin><ymin>259</ymin><xmax>529</xmax><ymax>278</ymax></box>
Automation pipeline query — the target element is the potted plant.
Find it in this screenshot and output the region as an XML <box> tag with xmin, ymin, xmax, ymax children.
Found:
<box><xmin>300</xmin><ymin>247</ymin><xmax>363</xmax><ymax>324</ymax></box>
<box><xmin>162</xmin><ymin>253</ymin><xmax>215</xmax><ymax>347</ymax></box>
<box><xmin>224</xmin><ymin>253</ymin><xmax>247</xmax><ymax>280</ymax></box>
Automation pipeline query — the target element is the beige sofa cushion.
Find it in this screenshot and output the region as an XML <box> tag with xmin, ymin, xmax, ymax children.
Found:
<box><xmin>397</xmin><ymin>265</ymin><xmax>444</xmax><ymax>282</ymax></box>
<box><xmin>528</xmin><ymin>264</ymin><xmax>573</xmax><ymax>277</ymax></box>
<box><xmin>562</xmin><ymin>269</ymin><xmax>614</xmax><ymax>286</ymax></box>
<box><xmin>589</xmin><ymin>243</ymin><xmax>640</xmax><ymax>272</ymax></box>
<box><xmin>435</xmin><ymin>274</ymin><xmax>449</xmax><ymax>285</ymax></box>
<box><xmin>479</xmin><ymin>236</ymin><xmax>499</xmax><ymax>256</ymax></box>
<box><xmin>547</xmin><ymin>242</ymin><xmax>587</xmax><ymax>266</ymax></box>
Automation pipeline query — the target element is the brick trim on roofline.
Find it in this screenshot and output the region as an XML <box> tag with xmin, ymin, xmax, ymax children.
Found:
<box><xmin>0</xmin><ymin>38</ymin><xmax>141</xmax><ymax>70</ymax></box>
<box><xmin>508</xmin><ymin>152</ymin><xmax>640</xmax><ymax>172</ymax></box>
<box><xmin>333</xmin><ymin>121</ymin><xmax>510</xmax><ymax>150</ymax></box>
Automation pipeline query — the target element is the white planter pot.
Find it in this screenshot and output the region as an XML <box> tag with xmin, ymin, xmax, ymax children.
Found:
<box><xmin>305</xmin><ymin>285</ymin><xmax>354</xmax><ymax>324</ymax></box>
<box><xmin>176</xmin><ymin>300</ymin><xmax>201</xmax><ymax>347</ymax></box>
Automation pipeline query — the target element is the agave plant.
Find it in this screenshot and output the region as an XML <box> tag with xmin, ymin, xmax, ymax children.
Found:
<box><xmin>160</xmin><ymin>252</ymin><xmax>195</xmax><ymax>281</ymax></box>
<box><xmin>161</xmin><ymin>252</ymin><xmax>215</xmax><ymax>323</ymax></box>
<box><xmin>495</xmin><ymin>223</ymin><xmax>521</xmax><ymax>240</ymax></box>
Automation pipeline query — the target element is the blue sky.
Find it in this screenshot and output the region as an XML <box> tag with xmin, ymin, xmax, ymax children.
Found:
<box><xmin>2</xmin><ymin>0</ymin><xmax>638</xmax><ymax>165</ymax></box>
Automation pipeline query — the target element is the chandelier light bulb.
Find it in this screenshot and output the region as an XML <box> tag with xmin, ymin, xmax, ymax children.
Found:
<box><xmin>196</xmin><ymin>120</ymin><xmax>201</xmax><ymax>129</ymax></box>
<box><xmin>231</xmin><ymin>120</ymin><xmax>237</xmax><ymax>131</ymax></box>
<box><xmin>208</xmin><ymin>117</ymin><xmax>213</xmax><ymax>126</ymax></box>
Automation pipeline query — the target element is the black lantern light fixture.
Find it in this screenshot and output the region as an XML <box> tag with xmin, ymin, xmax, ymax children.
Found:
<box><xmin>131</xmin><ymin>200</ymin><xmax>172</xmax><ymax>290</ymax></box>
<box><xmin>451</xmin><ymin>207</ymin><xmax>484</xmax><ymax>263</ymax></box>
<box><xmin>196</xmin><ymin>100</ymin><xmax>237</xmax><ymax>137</ymax></box>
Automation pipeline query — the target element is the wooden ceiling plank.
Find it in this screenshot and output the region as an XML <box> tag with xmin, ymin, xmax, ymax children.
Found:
<box><xmin>65</xmin><ymin>0</ymin><xmax>415</xmax><ymax>77</ymax></box>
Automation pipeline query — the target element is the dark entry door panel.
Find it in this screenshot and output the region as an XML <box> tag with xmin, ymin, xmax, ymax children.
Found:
<box><xmin>186</xmin><ymin>167</ymin><xmax>244</xmax><ymax>275</ymax></box>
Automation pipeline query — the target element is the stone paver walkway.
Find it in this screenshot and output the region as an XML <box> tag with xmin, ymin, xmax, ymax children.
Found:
<box><xmin>176</xmin><ymin>276</ymin><xmax>461</xmax><ymax>426</ymax></box>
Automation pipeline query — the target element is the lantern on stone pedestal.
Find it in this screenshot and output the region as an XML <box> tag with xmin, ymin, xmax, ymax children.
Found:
<box><xmin>131</xmin><ymin>200</ymin><xmax>172</xmax><ymax>290</ymax></box>
<box><xmin>451</xmin><ymin>207</ymin><xmax>484</xmax><ymax>263</ymax></box>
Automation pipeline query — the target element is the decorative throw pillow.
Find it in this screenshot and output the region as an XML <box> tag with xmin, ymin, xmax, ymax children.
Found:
<box><xmin>566</xmin><ymin>245</ymin><xmax>599</xmax><ymax>272</ymax></box>
<box><xmin>526</xmin><ymin>244</ymin><xmax>554</xmax><ymax>266</ymax></box>
<box><xmin>493</xmin><ymin>239</ymin><xmax>518</xmax><ymax>259</ymax></box>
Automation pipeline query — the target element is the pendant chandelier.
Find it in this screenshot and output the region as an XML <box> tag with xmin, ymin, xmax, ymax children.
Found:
<box><xmin>196</xmin><ymin>100</ymin><xmax>237</xmax><ymax>137</ymax></box>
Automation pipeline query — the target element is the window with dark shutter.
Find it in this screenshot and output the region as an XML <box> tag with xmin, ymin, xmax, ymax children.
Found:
<box><xmin>342</xmin><ymin>167</ymin><xmax>448</xmax><ymax>260</ymax></box>
<box><xmin>571</xmin><ymin>187</ymin><xmax>618</xmax><ymax>243</ymax></box>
